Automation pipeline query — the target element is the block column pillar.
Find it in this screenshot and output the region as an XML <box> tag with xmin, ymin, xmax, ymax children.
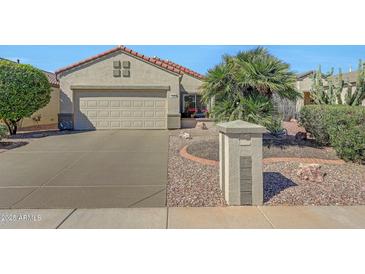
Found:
<box><xmin>217</xmin><ymin>120</ymin><xmax>266</xmax><ymax>205</ymax></box>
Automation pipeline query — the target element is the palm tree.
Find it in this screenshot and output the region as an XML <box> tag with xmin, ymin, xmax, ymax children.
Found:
<box><xmin>201</xmin><ymin>47</ymin><xmax>300</xmax><ymax>123</ymax></box>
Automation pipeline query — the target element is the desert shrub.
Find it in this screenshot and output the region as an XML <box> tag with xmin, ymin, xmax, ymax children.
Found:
<box><xmin>299</xmin><ymin>105</ymin><xmax>330</xmax><ymax>145</ymax></box>
<box><xmin>329</xmin><ymin>125</ymin><xmax>365</xmax><ymax>163</ymax></box>
<box><xmin>299</xmin><ymin>105</ymin><xmax>365</xmax><ymax>162</ymax></box>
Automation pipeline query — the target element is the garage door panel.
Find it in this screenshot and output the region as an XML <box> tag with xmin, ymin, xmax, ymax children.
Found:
<box><xmin>155</xmin><ymin>120</ymin><xmax>166</xmax><ymax>128</ymax></box>
<box><xmin>144</xmin><ymin>101</ymin><xmax>154</xmax><ymax>107</ymax></box>
<box><xmin>98</xmin><ymin>100</ymin><xmax>109</xmax><ymax>107</ymax></box>
<box><xmin>75</xmin><ymin>91</ymin><xmax>167</xmax><ymax>130</ymax></box>
<box><xmin>87</xmin><ymin>100</ymin><xmax>97</xmax><ymax>107</ymax></box>
<box><xmin>96</xmin><ymin>121</ymin><xmax>109</xmax><ymax>128</ymax></box>
<box><xmin>110</xmin><ymin>110</ymin><xmax>121</xmax><ymax>117</ymax></box>
<box><xmin>133</xmin><ymin>110</ymin><xmax>143</xmax><ymax>117</ymax></box>
<box><xmin>110</xmin><ymin>101</ymin><xmax>120</xmax><ymax>107</ymax></box>
<box><xmin>144</xmin><ymin>110</ymin><xmax>154</xmax><ymax>117</ymax></box>
<box><xmin>121</xmin><ymin>101</ymin><xmax>132</xmax><ymax>107</ymax></box>
<box><xmin>133</xmin><ymin>101</ymin><xmax>144</xmax><ymax>107</ymax></box>
<box><xmin>86</xmin><ymin>110</ymin><xmax>97</xmax><ymax>118</ymax></box>
<box><xmin>110</xmin><ymin>121</ymin><xmax>121</xmax><ymax>128</ymax></box>
<box><xmin>98</xmin><ymin>110</ymin><xmax>110</xmax><ymax>117</ymax></box>
<box><xmin>155</xmin><ymin>101</ymin><xmax>166</xmax><ymax>107</ymax></box>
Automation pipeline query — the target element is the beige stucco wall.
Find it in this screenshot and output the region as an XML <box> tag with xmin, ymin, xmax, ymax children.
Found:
<box><xmin>19</xmin><ymin>86</ymin><xmax>60</xmax><ymax>128</ymax></box>
<box><xmin>58</xmin><ymin>50</ymin><xmax>181</xmax><ymax>121</ymax></box>
<box><xmin>179</xmin><ymin>74</ymin><xmax>204</xmax><ymax>112</ymax></box>
<box><xmin>180</xmin><ymin>74</ymin><xmax>203</xmax><ymax>94</ymax></box>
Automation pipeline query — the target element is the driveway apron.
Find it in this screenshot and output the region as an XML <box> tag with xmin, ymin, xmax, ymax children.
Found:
<box><xmin>0</xmin><ymin>130</ymin><xmax>168</xmax><ymax>208</ymax></box>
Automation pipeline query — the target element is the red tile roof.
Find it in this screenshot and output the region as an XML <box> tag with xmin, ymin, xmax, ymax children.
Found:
<box><xmin>55</xmin><ymin>45</ymin><xmax>204</xmax><ymax>80</ymax></box>
<box><xmin>43</xmin><ymin>70</ymin><xmax>59</xmax><ymax>87</ymax></box>
<box><xmin>150</xmin><ymin>57</ymin><xmax>204</xmax><ymax>79</ymax></box>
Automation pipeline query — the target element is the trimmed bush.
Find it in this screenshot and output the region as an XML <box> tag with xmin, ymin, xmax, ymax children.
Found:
<box><xmin>329</xmin><ymin>125</ymin><xmax>365</xmax><ymax>163</ymax></box>
<box><xmin>299</xmin><ymin>105</ymin><xmax>365</xmax><ymax>163</ymax></box>
<box><xmin>0</xmin><ymin>60</ymin><xmax>51</xmax><ymax>135</ymax></box>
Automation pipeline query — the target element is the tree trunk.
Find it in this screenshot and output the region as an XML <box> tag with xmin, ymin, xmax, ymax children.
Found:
<box><xmin>3</xmin><ymin>119</ymin><xmax>18</xmax><ymax>135</ymax></box>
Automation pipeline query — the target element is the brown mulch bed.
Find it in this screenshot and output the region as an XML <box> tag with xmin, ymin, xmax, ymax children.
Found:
<box><xmin>186</xmin><ymin>137</ymin><xmax>339</xmax><ymax>161</ymax></box>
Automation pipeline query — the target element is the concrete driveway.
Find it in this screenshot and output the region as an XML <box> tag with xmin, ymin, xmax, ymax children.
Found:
<box><xmin>0</xmin><ymin>130</ymin><xmax>168</xmax><ymax>208</ymax></box>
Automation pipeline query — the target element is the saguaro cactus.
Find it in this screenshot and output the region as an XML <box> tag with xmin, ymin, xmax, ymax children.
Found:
<box><xmin>310</xmin><ymin>66</ymin><xmax>338</xmax><ymax>105</ymax></box>
<box><xmin>311</xmin><ymin>60</ymin><xmax>365</xmax><ymax>106</ymax></box>
<box><xmin>345</xmin><ymin>60</ymin><xmax>365</xmax><ymax>106</ymax></box>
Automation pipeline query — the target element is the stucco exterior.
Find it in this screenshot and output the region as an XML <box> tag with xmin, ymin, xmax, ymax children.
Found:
<box><xmin>57</xmin><ymin>48</ymin><xmax>203</xmax><ymax>129</ymax></box>
<box><xmin>19</xmin><ymin>86</ymin><xmax>60</xmax><ymax>128</ymax></box>
<box><xmin>180</xmin><ymin>73</ymin><xmax>203</xmax><ymax>94</ymax></box>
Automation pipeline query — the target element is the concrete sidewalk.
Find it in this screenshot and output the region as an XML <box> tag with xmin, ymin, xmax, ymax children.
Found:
<box><xmin>1</xmin><ymin>206</ymin><xmax>365</xmax><ymax>229</ymax></box>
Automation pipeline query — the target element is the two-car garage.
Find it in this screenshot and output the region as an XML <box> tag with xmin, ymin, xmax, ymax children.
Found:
<box><xmin>74</xmin><ymin>90</ymin><xmax>167</xmax><ymax>130</ymax></box>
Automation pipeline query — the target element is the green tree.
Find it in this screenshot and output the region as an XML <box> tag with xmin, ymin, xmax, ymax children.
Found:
<box><xmin>201</xmin><ymin>47</ymin><xmax>300</xmax><ymax>125</ymax></box>
<box><xmin>0</xmin><ymin>60</ymin><xmax>51</xmax><ymax>135</ymax></box>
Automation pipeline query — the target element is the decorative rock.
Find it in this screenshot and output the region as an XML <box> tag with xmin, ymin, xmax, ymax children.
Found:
<box><xmin>295</xmin><ymin>132</ymin><xmax>307</xmax><ymax>140</ymax></box>
<box><xmin>296</xmin><ymin>163</ymin><xmax>325</xmax><ymax>183</ymax></box>
<box><xmin>196</xmin><ymin>122</ymin><xmax>208</xmax><ymax>130</ymax></box>
<box><xmin>179</xmin><ymin>132</ymin><xmax>192</xmax><ymax>139</ymax></box>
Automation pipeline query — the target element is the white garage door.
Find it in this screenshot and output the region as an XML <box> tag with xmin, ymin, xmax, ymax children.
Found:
<box><xmin>74</xmin><ymin>90</ymin><xmax>167</xmax><ymax>130</ymax></box>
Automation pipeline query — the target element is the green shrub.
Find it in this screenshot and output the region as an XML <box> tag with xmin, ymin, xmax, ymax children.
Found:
<box><xmin>329</xmin><ymin>125</ymin><xmax>365</xmax><ymax>163</ymax></box>
<box><xmin>299</xmin><ymin>105</ymin><xmax>365</xmax><ymax>163</ymax></box>
<box><xmin>299</xmin><ymin>105</ymin><xmax>330</xmax><ymax>145</ymax></box>
<box><xmin>0</xmin><ymin>125</ymin><xmax>7</xmax><ymax>141</ymax></box>
<box><xmin>0</xmin><ymin>60</ymin><xmax>51</xmax><ymax>135</ymax></box>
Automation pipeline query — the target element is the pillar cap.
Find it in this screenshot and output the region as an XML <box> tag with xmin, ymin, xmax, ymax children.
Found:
<box><xmin>217</xmin><ymin>120</ymin><xmax>267</xmax><ymax>134</ymax></box>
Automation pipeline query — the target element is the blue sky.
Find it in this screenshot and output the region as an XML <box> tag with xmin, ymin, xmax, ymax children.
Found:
<box><xmin>1</xmin><ymin>45</ymin><xmax>364</xmax><ymax>75</ymax></box>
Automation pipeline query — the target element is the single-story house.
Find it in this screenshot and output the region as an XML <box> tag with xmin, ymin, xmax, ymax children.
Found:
<box><xmin>55</xmin><ymin>46</ymin><xmax>205</xmax><ymax>130</ymax></box>
<box><xmin>0</xmin><ymin>57</ymin><xmax>60</xmax><ymax>130</ymax></box>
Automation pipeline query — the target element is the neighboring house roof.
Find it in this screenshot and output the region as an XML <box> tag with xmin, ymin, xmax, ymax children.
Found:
<box><xmin>55</xmin><ymin>45</ymin><xmax>204</xmax><ymax>80</ymax></box>
<box><xmin>43</xmin><ymin>71</ymin><xmax>59</xmax><ymax>87</ymax></box>
<box><xmin>0</xmin><ymin>57</ymin><xmax>59</xmax><ymax>88</ymax></box>
<box><xmin>297</xmin><ymin>69</ymin><xmax>359</xmax><ymax>84</ymax></box>
<box><xmin>331</xmin><ymin>71</ymin><xmax>358</xmax><ymax>83</ymax></box>
<box><xmin>297</xmin><ymin>70</ymin><xmax>314</xmax><ymax>80</ymax></box>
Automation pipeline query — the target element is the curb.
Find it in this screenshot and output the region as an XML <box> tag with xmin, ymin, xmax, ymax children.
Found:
<box><xmin>179</xmin><ymin>145</ymin><xmax>219</xmax><ymax>166</ymax></box>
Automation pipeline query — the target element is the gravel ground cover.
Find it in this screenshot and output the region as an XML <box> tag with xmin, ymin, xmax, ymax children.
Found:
<box><xmin>264</xmin><ymin>162</ymin><xmax>365</xmax><ymax>205</ymax></box>
<box><xmin>168</xmin><ymin>127</ymin><xmax>365</xmax><ymax>206</ymax></box>
<box><xmin>167</xmin><ymin>129</ymin><xmax>226</xmax><ymax>207</ymax></box>
<box><xmin>187</xmin><ymin>137</ymin><xmax>339</xmax><ymax>161</ymax></box>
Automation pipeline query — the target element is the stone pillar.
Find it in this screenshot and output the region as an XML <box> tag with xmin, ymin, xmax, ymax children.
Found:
<box><xmin>217</xmin><ymin>120</ymin><xmax>266</xmax><ymax>205</ymax></box>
